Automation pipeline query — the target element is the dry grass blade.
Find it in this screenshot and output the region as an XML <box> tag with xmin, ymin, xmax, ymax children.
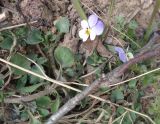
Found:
<box><xmin>0</xmin><ymin>58</ymin><xmax>156</xmax><ymax>124</ymax></box>
<box><xmin>0</xmin><ymin>20</ymin><xmax>37</xmax><ymax>32</ymax></box>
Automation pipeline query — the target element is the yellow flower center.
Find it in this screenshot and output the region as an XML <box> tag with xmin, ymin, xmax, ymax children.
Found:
<box><xmin>85</xmin><ymin>28</ymin><xmax>91</xmax><ymax>35</ymax></box>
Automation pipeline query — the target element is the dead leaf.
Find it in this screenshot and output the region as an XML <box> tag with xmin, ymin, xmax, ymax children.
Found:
<box><xmin>0</xmin><ymin>9</ymin><xmax>8</xmax><ymax>23</ymax></box>
<box><xmin>83</xmin><ymin>65</ymin><xmax>95</xmax><ymax>84</ymax></box>
<box><xmin>97</xmin><ymin>41</ymin><xmax>113</xmax><ymax>58</ymax></box>
<box><xmin>60</xmin><ymin>33</ymin><xmax>79</xmax><ymax>53</ymax></box>
<box><xmin>80</xmin><ymin>39</ymin><xmax>98</xmax><ymax>57</ymax></box>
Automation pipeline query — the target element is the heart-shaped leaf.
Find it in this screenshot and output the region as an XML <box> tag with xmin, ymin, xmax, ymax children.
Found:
<box><xmin>54</xmin><ymin>46</ymin><xmax>74</xmax><ymax>68</ymax></box>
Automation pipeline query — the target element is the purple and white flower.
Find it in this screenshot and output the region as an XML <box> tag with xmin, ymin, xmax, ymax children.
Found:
<box><xmin>79</xmin><ymin>14</ymin><xmax>105</xmax><ymax>42</ymax></box>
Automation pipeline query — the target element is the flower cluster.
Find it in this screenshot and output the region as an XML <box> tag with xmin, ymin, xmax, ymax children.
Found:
<box><xmin>79</xmin><ymin>14</ymin><xmax>134</xmax><ymax>63</ymax></box>
<box><xmin>79</xmin><ymin>14</ymin><xmax>105</xmax><ymax>42</ymax></box>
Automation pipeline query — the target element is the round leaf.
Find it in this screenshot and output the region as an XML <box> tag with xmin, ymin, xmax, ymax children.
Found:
<box><xmin>54</xmin><ymin>17</ymin><xmax>70</xmax><ymax>33</ymax></box>
<box><xmin>36</xmin><ymin>96</ymin><xmax>51</xmax><ymax>107</ymax></box>
<box><xmin>54</xmin><ymin>46</ymin><xmax>74</xmax><ymax>68</ymax></box>
<box><xmin>111</xmin><ymin>89</ymin><xmax>124</xmax><ymax>102</ymax></box>
<box><xmin>0</xmin><ymin>37</ymin><xmax>13</xmax><ymax>50</ymax></box>
<box><xmin>38</xmin><ymin>108</ymin><xmax>49</xmax><ymax>117</ymax></box>
<box><xmin>26</xmin><ymin>29</ymin><xmax>43</xmax><ymax>45</ymax></box>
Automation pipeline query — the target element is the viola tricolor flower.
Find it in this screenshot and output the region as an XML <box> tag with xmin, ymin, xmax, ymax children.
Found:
<box><xmin>79</xmin><ymin>14</ymin><xmax>105</xmax><ymax>42</ymax></box>
<box><xmin>114</xmin><ymin>46</ymin><xmax>134</xmax><ymax>63</ymax></box>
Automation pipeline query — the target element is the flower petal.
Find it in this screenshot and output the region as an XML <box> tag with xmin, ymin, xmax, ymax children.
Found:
<box><xmin>90</xmin><ymin>30</ymin><xmax>96</xmax><ymax>41</ymax></box>
<box><xmin>79</xmin><ymin>29</ymin><xmax>89</xmax><ymax>42</ymax></box>
<box><xmin>81</xmin><ymin>20</ymin><xmax>89</xmax><ymax>29</ymax></box>
<box><xmin>119</xmin><ymin>53</ymin><xmax>128</xmax><ymax>63</ymax></box>
<box><xmin>114</xmin><ymin>47</ymin><xmax>127</xmax><ymax>63</ymax></box>
<box><xmin>92</xmin><ymin>20</ymin><xmax>104</xmax><ymax>35</ymax></box>
<box><xmin>114</xmin><ymin>46</ymin><xmax>125</xmax><ymax>54</ymax></box>
<box><xmin>88</xmin><ymin>14</ymin><xmax>98</xmax><ymax>28</ymax></box>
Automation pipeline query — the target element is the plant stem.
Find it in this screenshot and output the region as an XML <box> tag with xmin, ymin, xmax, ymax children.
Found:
<box><xmin>108</xmin><ymin>0</ymin><xmax>115</xmax><ymax>21</ymax></box>
<box><xmin>144</xmin><ymin>0</ymin><xmax>160</xmax><ymax>42</ymax></box>
<box><xmin>71</xmin><ymin>0</ymin><xmax>87</xmax><ymax>20</ymax></box>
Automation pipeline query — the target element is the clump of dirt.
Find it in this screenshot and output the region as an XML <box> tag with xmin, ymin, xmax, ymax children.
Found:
<box><xmin>1</xmin><ymin>0</ymin><xmax>70</xmax><ymax>24</ymax></box>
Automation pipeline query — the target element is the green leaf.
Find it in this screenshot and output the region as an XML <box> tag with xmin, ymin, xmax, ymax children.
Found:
<box><xmin>0</xmin><ymin>36</ymin><xmax>13</xmax><ymax>50</ymax></box>
<box><xmin>27</xmin><ymin>54</ymin><xmax>47</xmax><ymax>65</ymax></box>
<box><xmin>29</xmin><ymin>66</ymin><xmax>44</xmax><ymax>84</ymax></box>
<box><xmin>130</xmin><ymin>112</ymin><xmax>137</xmax><ymax>122</ymax></box>
<box><xmin>10</xmin><ymin>53</ymin><xmax>31</xmax><ymax>75</ymax></box>
<box><xmin>15</xmin><ymin>27</ymin><xmax>28</xmax><ymax>37</ymax></box>
<box><xmin>38</xmin><ymin>108</ymin><xmax>49</xmax><ymax>117</ymax></box>
<box><xmin>54</xmin><ymin>17</ymin><xmax>70</xmax><ymax>33</ymax></box>
<box><xmin>16</xmin><ymin>75</ymin><xmax>28</xmax><ymax>89</ymax></box>
<box><xmin>19</xmin><ymin>83</ymin><xmax>44</xmax><ymax>93</ymax></box>
<box><xmin>26</xmin><ymin>29</ymin><xmax>43</xmax><ymax>45</ymax></box>
<box><xmin>117</xmin><ymin>106</ymin><xmax>125</xmax><ymax>115</ymax></box>
<box><xmin>54</xmin><ymin>46</ymin><xmax>74</xmax><ymax>68</ymax></box>
<box><xmin>36</xmin><ymin>57</ymin><xmax>47</xmax><ymax>65</ymax></box>
<box><xmin>115</xmin><ymin>15</ymin><xmax>126</xmax><ymax>30</ymax></box>
<box><xmin>87</xmin><ymin>51</ymin><xmax>101</xmax><ymax>66</ymax></box>
<box><xmin>36</xmin><ymin>96</ymin><xmax>51</xmax><ymax>108</ymax></box>
<box><xmin>65</xmin><ymin>68</ymin><xmax>75</xmax><ymax>77</ymax></box>
<box><xmin>128</xmin><ymin>80</ymin><xmax>137</xmax><ymax>89</ymax></box>
<box><xmin>128</xmin><ymin>20</ymin><xmax>138</xmax><ymax>30</ymax></box>
<box><xmin>20</xmin><ymin>111</ymin><xmax>29</xmax><ymax>121</ymax></box>
<box><xmin>123</xmin><ymin>113</ymin><xmax>132</xmax><ymax>124</ymax></box>
<box><xmin>111</xmin><ymin>89</ymin><xmax>124</xmax><ymax>102</ymax></box>
<box><xmin>142</xmin><ymin>75</ymin><xmax>155</xmax><ymax>85</ymax></box>
<box><xmin>44</xmin><ymin>31</ymin><xmax>57</xmax><ymax>43</ymax></box>
<box><xmin>0</xmin><ymin>79</ymin><xmax>4</xmax><ymax>87</ymax></box>
<box><xmin>155</xmin><ymin>119</ymin><xmax>160</xmax><ymax>124</ymax></box>
<box><xmin>51</xmin><ymin>94</ymin><xmax>60</xmax><ymax>113</ymax></box>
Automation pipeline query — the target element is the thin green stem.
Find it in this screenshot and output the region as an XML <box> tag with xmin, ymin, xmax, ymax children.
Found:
<box><xmin>108</xmin><ymin>0</ymin><xmax>115</xmax><ymax>21</ymax></box>
<box><xmin>27</xmin><ymin>109</ymin><xmax>34</xmax><ymax>119</ymax></box>
<box><xmin>144</xmin><ymin>0</ymin><xmax>160</xmax><ymax>42</ymax></box>
<box><xmin>71</xmin><ymin>0</ymin><xmax>87</xmax><ymax>20</ymax></box>
<box><xmin>111</xmin><ymin>25</ymin><xmax>141</xmax><ymax>48</ymax></box>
